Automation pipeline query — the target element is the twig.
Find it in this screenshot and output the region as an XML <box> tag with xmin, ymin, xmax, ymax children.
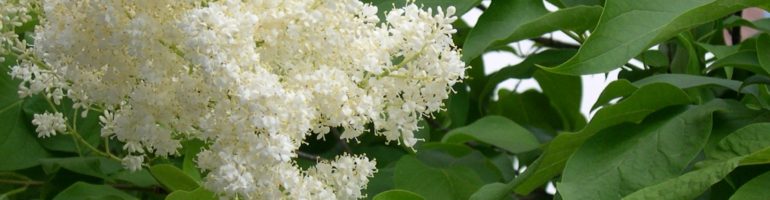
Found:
<box><xmin>729</xmin><ymin>11</ymin><xmax>742</xmax><ymax>45</ymax></box>
<box><xmin>0</xmin><ymin>179</ymin><xmax>43</xmax><ymax>186</ymax></box>
<box><xmin>331</xmin><ymin>128</ymin><xmax>353</xmax><ymax>153</ymax></box>
<box><xmin>109</xmin><ymin>183</ymin><xmax>166</xmax><ymax>194</ymax></box>
<box><xmin>562</xmin><ymin>30</ymin><xmax>584</xmax><ymax>43</ymax></box>
<box><xmin>530</xmin><ymin>37</ymin><xmax>581</xmax><ymax>49</ymax></box>
<box><xmin>424</xmin><ymin>117</ymin><xmax>449</xmax><ymax>132</ymax></box>
<box><xmin>297</xmin><ymin>151</ymin><xmax>326</xmax><ymax>161</ymax></box>
<box><xmin>475</xmin><ymin>5</ymin><xmax>487</xmax><ymax>11</ymax></box>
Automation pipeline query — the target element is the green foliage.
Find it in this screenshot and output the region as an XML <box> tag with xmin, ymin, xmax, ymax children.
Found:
<box><xmin>731</xmin><ymin>171</ymin><xmax>770</xmax><ymax>200</ymax></box>
<box><xmin>0</xmin><ymin>65</ymin><xmax>48</xmax><ymax>171</ymax></box>
<box><xmin>372</xmin><ymin>189</ymin><xmax>425</xmax><ymax>200</ymax></box>
<box><xmin>165</xmin><ymin>187</ymin><xmax>216</xmax><ymax>200</ymax></box>
<box><xmin>547</xmin><ymin>0</ymin><xmax>768</xmax><ymax>75</ymax></box>
<box><xmin>3</xmin><ymin>0</ymin><xmax>770</xmax><ymax>199</ymax></box>
<box><xmin>149</xmin><ymin>164</ymin><xmax>200</xmax><ymax>192</ymax></box>
<box><xmin>442</xmin><ymin>116</ymin><xmax>539</xmax><ymax>153</ymax></box>
<box><xmin>623</xmin><ymin>158</ymin><xmax>741</xmax><ymax>200</ymax></box>
<box><xmin>394</xmin><ymin>155</ymin><xmax>482</xmax><ymax>200</ymax></box>
<box><xmin>559</xmin><ymin>102</ymin><xmax>720</xmax><ymax>199</ymax></box>
<box><xmin>53</xmin><ymin>182</ymin><xmax>137</xmax><ymax>200</ymax></box>
<box><xmin>514</xmin><ymin>83</ymin><xmax>693</xmax><ymax>194</ymax></box>
<box><xmin>461</xmin><ymin>0</ymin><xmax>543</xmax><ymax>61</ymax></box>
<box><xmin>462</xmin><ymin>0</ymin><xmax>600</xmax><ymax>62</ymax></box>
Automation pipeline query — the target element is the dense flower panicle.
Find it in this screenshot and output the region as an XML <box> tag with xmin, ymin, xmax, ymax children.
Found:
<box><xmin>31</xmin><ymin>111</ymin><xmax>66</xmax><ymax>138</ymax></box>
<box><xmin>6</xmin><ymin>0</ymin><xmax>464</xmax><ymax>198</ymax></box>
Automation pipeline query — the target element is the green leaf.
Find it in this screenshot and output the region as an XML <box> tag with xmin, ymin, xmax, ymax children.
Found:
<box><xmin>696</xmin><ymin>43</ymin><xmax>740</xmax><ymax>59</ymax></box>
<box><xmin>730</xmin><ymin>170</ymin><xmax>770</xmax><ymax>200</ymax></box>
<box><xmin>166</xmin><ymin>187</ymin><xmax>216</xmax><ymax>200</ymax></box>
<box><xmin>489</xmin><ymin>90</ymin><xmax>563</xmax><ymax>137</ymax></box>
<box><xmin>356</xmin><ymin>145</ymin><xmax>406</xmax><ymax>168</ymax></box>
<box><xmin>22</xmin><ymin>95</ymin><xmax>102</xmax><ymax>153</ymax></box>
<box><xmin>417</xmin><ymin>143</ymin><xmax>503</xmax><ymax>183</ymax></box>
<box><xmin>710</xmin><ymin>123</ymin><xmax>770</xmax><ymax>162</ymax></box>
<box><xmin>622</xmin><ymin>158</ymin><xmax>742</xmax><ymax>200</ymax></box>
<box><xmin>513</xmin><ymin>83</ymin><xmax>692</xmax><ymax>194</ymax></box>
<box><xmin>394</xmin><ymin>155</ymin><xmax>484</xmax><ymax>200</ymax></box>
<box><xmin>546</xmin><ymin>0</ymin><xmax>766</xmax><ymax>75</ymax></box>
<box><xmin>448</xmin><ymin>85</ymin><xmax>470</xmax><ymax>128</ymax></box>
<box><xmin>756</xmin><ymin>33</ymin><xmax>770</xmax><ymax>74</ymax></box>
<box><xmin>480</xmin><ymin>49</ymin><xmax>577</xmax><ymax>105</ymax></box>
<box><xmin>559</xmin><ymin>103</ymin><xmax>717</xmax><ymax>200</ymax></box>
<box><xmin>590</xmin><ymin>79</ymin><xmax>637</xmax><ymax>111</ymax></box>
<box><xmin>442</xmin><ymin>116</ymin><xmax>539</xmax><ymax>154</ymax></box>
<box><xmin>636</xmin><ymin>50</ymin><xmax>669</xmax><ymax>68</ymax></box>
<box><xmin>181</xmin><ymin>139</ymin><xmax>204</xmax><ymax>182</ymax></box>
<box><xmin>53</xmin><ymin>182</ymin><xmax>137</xmax><ymax>200</ymax></box>
<box><xmin>633</xmin><ymin>74</ymin><xmax>742</xmax><ymax>91</ymax></box>
<box><xmin>490</xmin><ymin>154</ymin><xmax>516</xmax><ymax>182</ymax></box>
<box><xmin>534</xmin><ymin>70</ymin><xmax>586</xmax><ymax>131</ymax></box>
<box><xmin>40</xmin><ymin>157</ymin><xmax>122</xmax><ymax>179</ymax></box>
<box><xmin>461</xmin><ymin>0</ymin><xmax>548</xmax><ymax>62</ymax></box>
<box><xmin>723</xmin><ymin>17</ymin><xmax>770</xmax><ymax>33</ymax></box>
<box><xmin>487</xmin><ymin>5</ymin><xmax>602</xmax><ymax>50</ymax></box>
<box><xmin>561</xmin><ymin>0</ymin><xmax>604</xmax><ymax>7</ymax></box>
<box><xmin>373</xmin><ymin>189</ymin><xmax>425</xmax><ymax>200</ymax></box>
<box><xmin>462</xmin><ymin>2</ymin><xmax>601</xmax><ymax>62</ymax></box>
<box><xmin>671</xmin><ymin>34</ymin><xmax>701</xmax><ymax>74</ymax></box>
<box><xmin>149</xmin><ymin>164</ymin><xmax>199</xmax><ymax>191</ymax></box>
<box><xmin>366</xmin><ymin>165</ymin><xmax>396</xmax><ymax>197</ymax></box>
<box><xmin>752</xmin><ymin>18</ymin><xmax>770</xmax><ymax>32</ymax></box>
<box><xmin>111</xmin><ymin>169</ymin><xmax>159</xmax><ymax>187</ymax></box>
<box><xmin>469</xmin><ymin>183</ymin><xmax>512</xmax><ymax>200</ymax></box>
<box><xmin>623</xmin><ymin>118</ymin><xmax>770</xmax><ymax>199</ymax></box>
<box><xmin>0</xmin><ymin>67</ymin><xmax>48</xmax><ymax>171</ymax></box>
<box><xmin>705</xmin><ymin>104</ymin><xmax>770</xmax><ymax>159</ymax></box>
<box><xmin>362</xmin><ymin>0</ymin><xmax>481</xmax><ymax>20</ymax></box>
<box><xmin>707</xmin><ymin>50</ymin><xmax>766</xmax><ymax>75</ymax></box>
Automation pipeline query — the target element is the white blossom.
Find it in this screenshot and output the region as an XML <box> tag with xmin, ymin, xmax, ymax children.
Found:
<box><xmin>31</xmin><ymin>112</ymin><xmax>67</xmax><ymax>138</ymax></box>
<box><xmin>121</xmin><ymin>155</ymin><xmax>144</xmax><ymax>172</ymax></box>
<box><xmin>7</xmin><ymin>0</ymin><xmax>465</xmax><ymax>198</ymax></box>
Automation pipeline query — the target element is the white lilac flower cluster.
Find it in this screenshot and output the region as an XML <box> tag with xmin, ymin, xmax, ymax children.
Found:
<box><xmin>31</xmin><ymin>112</ymin><xmax>66</xmax><ymax>138</ymax></box>
<box><xmin>4</xmin><ymin>0</ymin><xmax>464</xmax><ymax>199</ymax></box>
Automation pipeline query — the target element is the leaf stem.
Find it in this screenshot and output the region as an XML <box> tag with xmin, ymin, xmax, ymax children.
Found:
<box><xmin>0</xmin><ymin>178</ymin><xmax>43</xmax><ymax>186</ymax></box>
<box><xmin>43</xmin><ymin>97</ymin><xmax>120</xmax><ymax>161</ymax></box>
<box><xmin>331</xmin><ymin>128</ymin><xmax>353</xmax><ymax>153</ymax></box>
<box><xmin>71</xmin><ymin>107</ymin><xmax>83</xmax><ymax>156</ymax></box>
<box><xmin>297</xmin><ymin>151</ymin><xmax>327</xmax><ymax>161</ymax></box>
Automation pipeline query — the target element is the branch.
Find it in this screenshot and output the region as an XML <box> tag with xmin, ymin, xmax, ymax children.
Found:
<box><xmin>475</xmin><ymin>5</ymin><xmax>487</xmax><ymax>11</ymax></box>
<box><xmin>730</xmin><ymin>11</ymin><xmax>743</xmax><ymax>45</ymax></box>
<box><xmin>331</xmin><ymin>128</ymin><xmax>353</xmax><ymax>153</ymax></box>
<box><xmin>424</xmin><ymin>117</ymin><xmax>449</xmax><ymax>132</ymax></box>
<box><xmin>0</xmin><ymin>179</ymin><xmax>43</xmax><ymax>186</ymax></box>
<box><xmin>530</xmin><ymin>37</ymin><xmax>581</xmax><ymax>49</ymax></box>
<box><xmin>297</xmin><ymin>151</ymin><xmax>326</xmax><ymax>161</ymax></box>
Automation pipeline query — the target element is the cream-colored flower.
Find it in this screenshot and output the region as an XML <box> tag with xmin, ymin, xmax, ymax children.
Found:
<box><xmin>31</xmin><ymin>112</ymin><xmax>67</xmax><ymax>138</ymax></box>
<box><xmin>7</xmin><ymin>0</ymin><xmax>464</xmax><ymax>198</ymax></box>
